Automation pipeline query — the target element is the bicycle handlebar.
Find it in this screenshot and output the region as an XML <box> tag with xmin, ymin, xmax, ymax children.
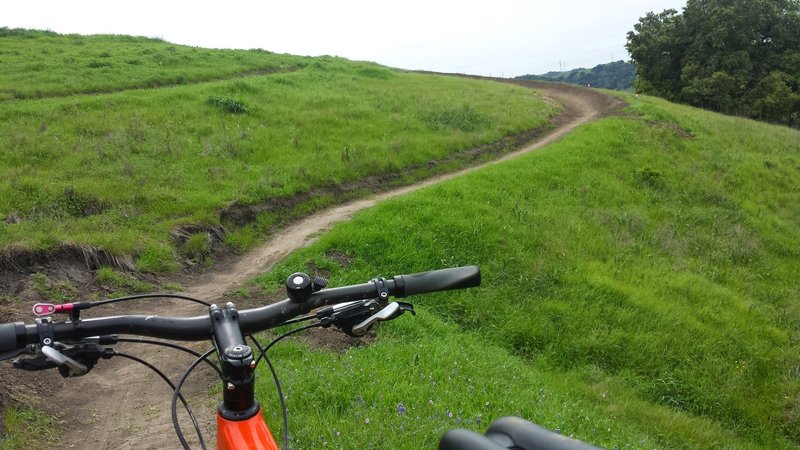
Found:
<box><xmin>0</xmin><ymin>266</ymin><xmax>480</xmax><ymax>353</ymax></box>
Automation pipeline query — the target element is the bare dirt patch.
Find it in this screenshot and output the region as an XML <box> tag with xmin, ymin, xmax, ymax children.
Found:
<box><xmin>0</xmin><ymin>80</ymin><xmax>624</xmax><ymax>449</ymax></box>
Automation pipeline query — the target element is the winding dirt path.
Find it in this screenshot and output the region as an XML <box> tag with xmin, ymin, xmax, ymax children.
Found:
<box><xmin>187</xmin><ymin>80</ymin><xmax>623</xmax><ymax>301</ymax></box>
<box><xmin>48</xmin><ymin>80</ymin><xmax>623</xmax><ymax>449</ymax></box>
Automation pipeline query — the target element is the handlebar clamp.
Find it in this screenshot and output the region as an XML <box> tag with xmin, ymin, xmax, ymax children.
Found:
<box><xmin>35</xmin><ymin>317</ymin><xmax>55</xmax><ymax>346</ymax></box>
<box><xmin>372</xmin><ymin>277</ymin><xmax>390</xmax><ymax>302</ymax></box>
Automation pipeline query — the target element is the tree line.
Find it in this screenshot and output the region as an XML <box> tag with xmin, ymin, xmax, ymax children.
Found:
<box><xmin>626</xmin><ymin>0</ymin><xmax>800</xmax><ymax>126</ymax></box>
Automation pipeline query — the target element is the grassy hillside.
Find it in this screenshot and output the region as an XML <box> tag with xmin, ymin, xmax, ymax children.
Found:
<box><xmin>517</xmin><ymin>61</ymin><xmax>635</xmax><ymax>91</ymax></box>
<box><xmin>253</xmin><ymin>94</ymin><xmax>800</xmax><ymax>448</ymax></box>
<box><xmin>0</xmin><ymin>30</ymin><xmax>553</xmax><ymax>271</ymax></box>
<box><xmin>0</xmin><ymin>28</ymin><xmax>303</xmax><ymax>99</ymax></box>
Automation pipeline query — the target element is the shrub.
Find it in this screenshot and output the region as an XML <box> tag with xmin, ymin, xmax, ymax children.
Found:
<box><xmin>208</xmin><ymin>96</ymin><xmax>248</xmax><ymax>114</ymax></box>
<box><xmin>86</xmin><ymin>60</ymin><xmax>112</xmax><ymax>69</ymax></box>
<box><xmin>59</xmin><ymin>188</ymin><xmax>108</xmax><ymax>217</ymax></box>
<box><xmin>635</xmin><ymin>166</ymin><xmax>665</xmax><ymax>189</ymax></box>
<box><xmin>181</xmin><ymin>232</ymin><xmax>211</xmax><ymax>262</ymax></box>
<box><xmin>421</xmin><ymin>105</ymin><xmax>490</xmax><ymax>132</ymax></box>
<box><xmin>357</xmin><ymin>67</ymin><xmax>394</xmax><ymax>79</ymax></box>
<box><xmin>135</xmin><ymin>245</ymin><xmax>178</xmax><ymax>273</ymax></box>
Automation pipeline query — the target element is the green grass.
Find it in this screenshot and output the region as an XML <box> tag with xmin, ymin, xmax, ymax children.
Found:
<box><xmin>251</xmin><ymin>94</ymin><xmax>800</xmax><ymax>448</ymax></box>
<box><xmin>0</xmin><ymin>406</ymin><xmax>57</xmax><ymax>449</ymax></box>
<box><xmin>0</xmin><ymin>30</ymin><xmax>553</xmax><ymax>268</ymax></box>
<box><xmin>95</xmin><ymin>266</ymin><xmax>154</xmax><ymax>293</ymax></box>
<box><xmin>0</xmin><ymin>28</ymin><xmax>303</xmax><ymax>99</ymax></box>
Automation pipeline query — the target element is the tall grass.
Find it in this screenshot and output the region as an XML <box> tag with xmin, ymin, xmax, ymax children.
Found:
<box><xmin>252</xmin><ymin>94</ymin><xmax>800</xmax><ymax>448</ymax></box>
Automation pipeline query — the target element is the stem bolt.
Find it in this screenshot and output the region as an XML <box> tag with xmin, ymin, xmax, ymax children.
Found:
<box><xmin>227</xmin><ymin>382</ymin><xmax>235</xmax><ymax>391</ymax></box>
<box><xmin>249</xmin><ymin>361</ymin><xmax>257</xmax><ymax>369</ymax></box>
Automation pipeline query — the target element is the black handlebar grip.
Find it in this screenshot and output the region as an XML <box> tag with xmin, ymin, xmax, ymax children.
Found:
<box><xmin>438</xmin><ymin>429</ymin><xmax>506</xmax><ymax>450</ymax></box>
<box><xmin>485</xmin><ymin>417</ymin><xmax>602</xmax><ymax>450</ymax></box>
<box><xmin>0</xmin><ymin>323</ymin><xmax>20</xmax><ymax>353</ymax></box>
<box><xmin>392</xmin><ymin>266</ymin><xmax>481</xmax><ymax>297</ymax></box>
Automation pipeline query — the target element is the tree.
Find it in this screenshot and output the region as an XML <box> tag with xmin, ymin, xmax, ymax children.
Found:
<box><xmin>749</xmin><ymin>71</ymin><xmax>800</xmax><ymax>123</ymax></box>
<box><xmin>626</xmin><ymin>9</ymin><xmax>686</xmax><ymax>100</ymax></box>
<box><xmin>626</xmin><ymin>0</ymin><xmax>800</xmax><ymax>126</ymax></box>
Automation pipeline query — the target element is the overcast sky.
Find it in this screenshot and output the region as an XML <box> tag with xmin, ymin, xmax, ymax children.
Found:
<box><xmin>4</xmin><ymin>0</ymin><xmax>687</xmax><ymax>77</ymax></box>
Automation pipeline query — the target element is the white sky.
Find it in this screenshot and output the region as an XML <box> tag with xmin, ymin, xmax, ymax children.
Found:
<box><xmin>3</xmin><ymin>0</ymin><xmax>687</xmax><ymax>77</ymax></box>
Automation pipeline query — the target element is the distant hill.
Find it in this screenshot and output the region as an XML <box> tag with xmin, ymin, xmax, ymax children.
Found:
<box><xmin>516</xmin><ymin>60</ymin><xmax>635</xmax><ymax>91</ymax></box>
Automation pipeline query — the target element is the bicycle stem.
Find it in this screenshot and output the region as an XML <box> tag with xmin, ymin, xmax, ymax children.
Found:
<box><xmin>210</xmin><ymin>302</ymin><xmax>259</xmax><ymax>421</ymax></box>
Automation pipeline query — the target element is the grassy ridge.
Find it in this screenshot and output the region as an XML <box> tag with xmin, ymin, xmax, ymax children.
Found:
<box><xmin>253</xmin><ymin>95</ymin><xmax>800</xmax><ymax>448</ymax></box>
<box><xmin>0</xmin><ymin>28</ymin><xmax>303</xmax><ymax>99</ymax></box>
<box><xmin>0</xmin><ymin>31</ymin><xmax>553</xmax><ymax>269</ymax></box>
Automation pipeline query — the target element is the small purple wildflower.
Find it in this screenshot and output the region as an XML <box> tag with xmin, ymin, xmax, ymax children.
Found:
<box><xmin>397</xmin><ymin>403</ymin><xmax>407</xmax><ymax>416</ymax></box>
<box><xmin>447</xmin><ymin>411</ymin><xmax>453</xmax><ymax>418</ymax></box>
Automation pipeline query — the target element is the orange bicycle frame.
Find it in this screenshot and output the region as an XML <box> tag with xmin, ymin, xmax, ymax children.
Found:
<box><xmin>217</xmin><ymin>409</ymin><xmax>279</xmax><ymax>450</ymax></box>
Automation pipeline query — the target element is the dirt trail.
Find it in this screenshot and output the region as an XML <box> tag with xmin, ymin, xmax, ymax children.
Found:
<box><xmin>188</xmin><ymin>81</ymin><xmax>622</xmax><ymax>301</ymax></box>
<box><xmin>44</xmin><ymin>81</ymin><xmax>622</xmax><ymax>449</ymax></box>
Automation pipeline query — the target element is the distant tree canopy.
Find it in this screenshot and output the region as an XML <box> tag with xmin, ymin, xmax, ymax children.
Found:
<box><xmin>516</xmin><ymin>61</ymin><xmax>635</xmax><ymax>91</ymax></box>
<box><xmin>626</xmin><ymin>0</ymin><xmax>800</xmax><ymax>126</ymax></box>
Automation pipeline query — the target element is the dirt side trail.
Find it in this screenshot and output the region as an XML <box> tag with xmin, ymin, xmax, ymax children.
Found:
<box><xmin>33</xmin><ymin>81</ymin><xmax>623</xmax><ymax>449</ymax></box>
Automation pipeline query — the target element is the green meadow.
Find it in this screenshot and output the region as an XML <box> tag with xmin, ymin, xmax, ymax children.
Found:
<box><xmin>0</xmin><ymin>30</ymin><xmax>553</xmax><ymax>270</ymax></box>
<box><xmin>3</xmin><ymin>29</ymin><xmax>800</xmax><ymax>450</ymax></box>
<box><xmin>253</xmin><ymin>95</ymin><xmax>800</xmax><ymax>448</ymax></box>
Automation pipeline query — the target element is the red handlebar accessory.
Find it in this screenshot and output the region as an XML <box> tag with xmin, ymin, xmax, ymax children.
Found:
<box><xmin>32</xmin><ymin>303</ymin><xmax>76</xmax><ymax>317</ymax></box>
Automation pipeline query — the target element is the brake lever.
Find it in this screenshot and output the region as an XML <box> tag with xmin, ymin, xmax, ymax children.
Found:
<box><xmin>319</xmin><ymin>299</ymin><xmax>416</xmax><ymax>337</ymax></box>
<box><xmin>12</xmin><ymin>342</ymin><xmax>113</xmax><ymax>378</ymax></box>
<box><xmin>0</xmin><ymin>344</ymin><xmax>37</xmax><ymax>362</ymax></box>
<box><xmin>322</xmin><ymin>300</ymin><xmax>380</xmax><ymax>337</ymax></box>
<box><xmin>352</xmin><ymin>302</ymin><xmax>400</xmax><ymax>336</ymax></box>
<box><xmin>351</xmin><ymin>301</ymin><xmax>416</xmax><ymax>336</ymax></box>
<box><xmin>41</xmin><ymin>345</ymin><xmax>89</xmax><ymax>376</ymax></box>
<box><xmin>13</xmin><ymin>353</ymin><xmax>59</xmax><ymax>372</ymax></box>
